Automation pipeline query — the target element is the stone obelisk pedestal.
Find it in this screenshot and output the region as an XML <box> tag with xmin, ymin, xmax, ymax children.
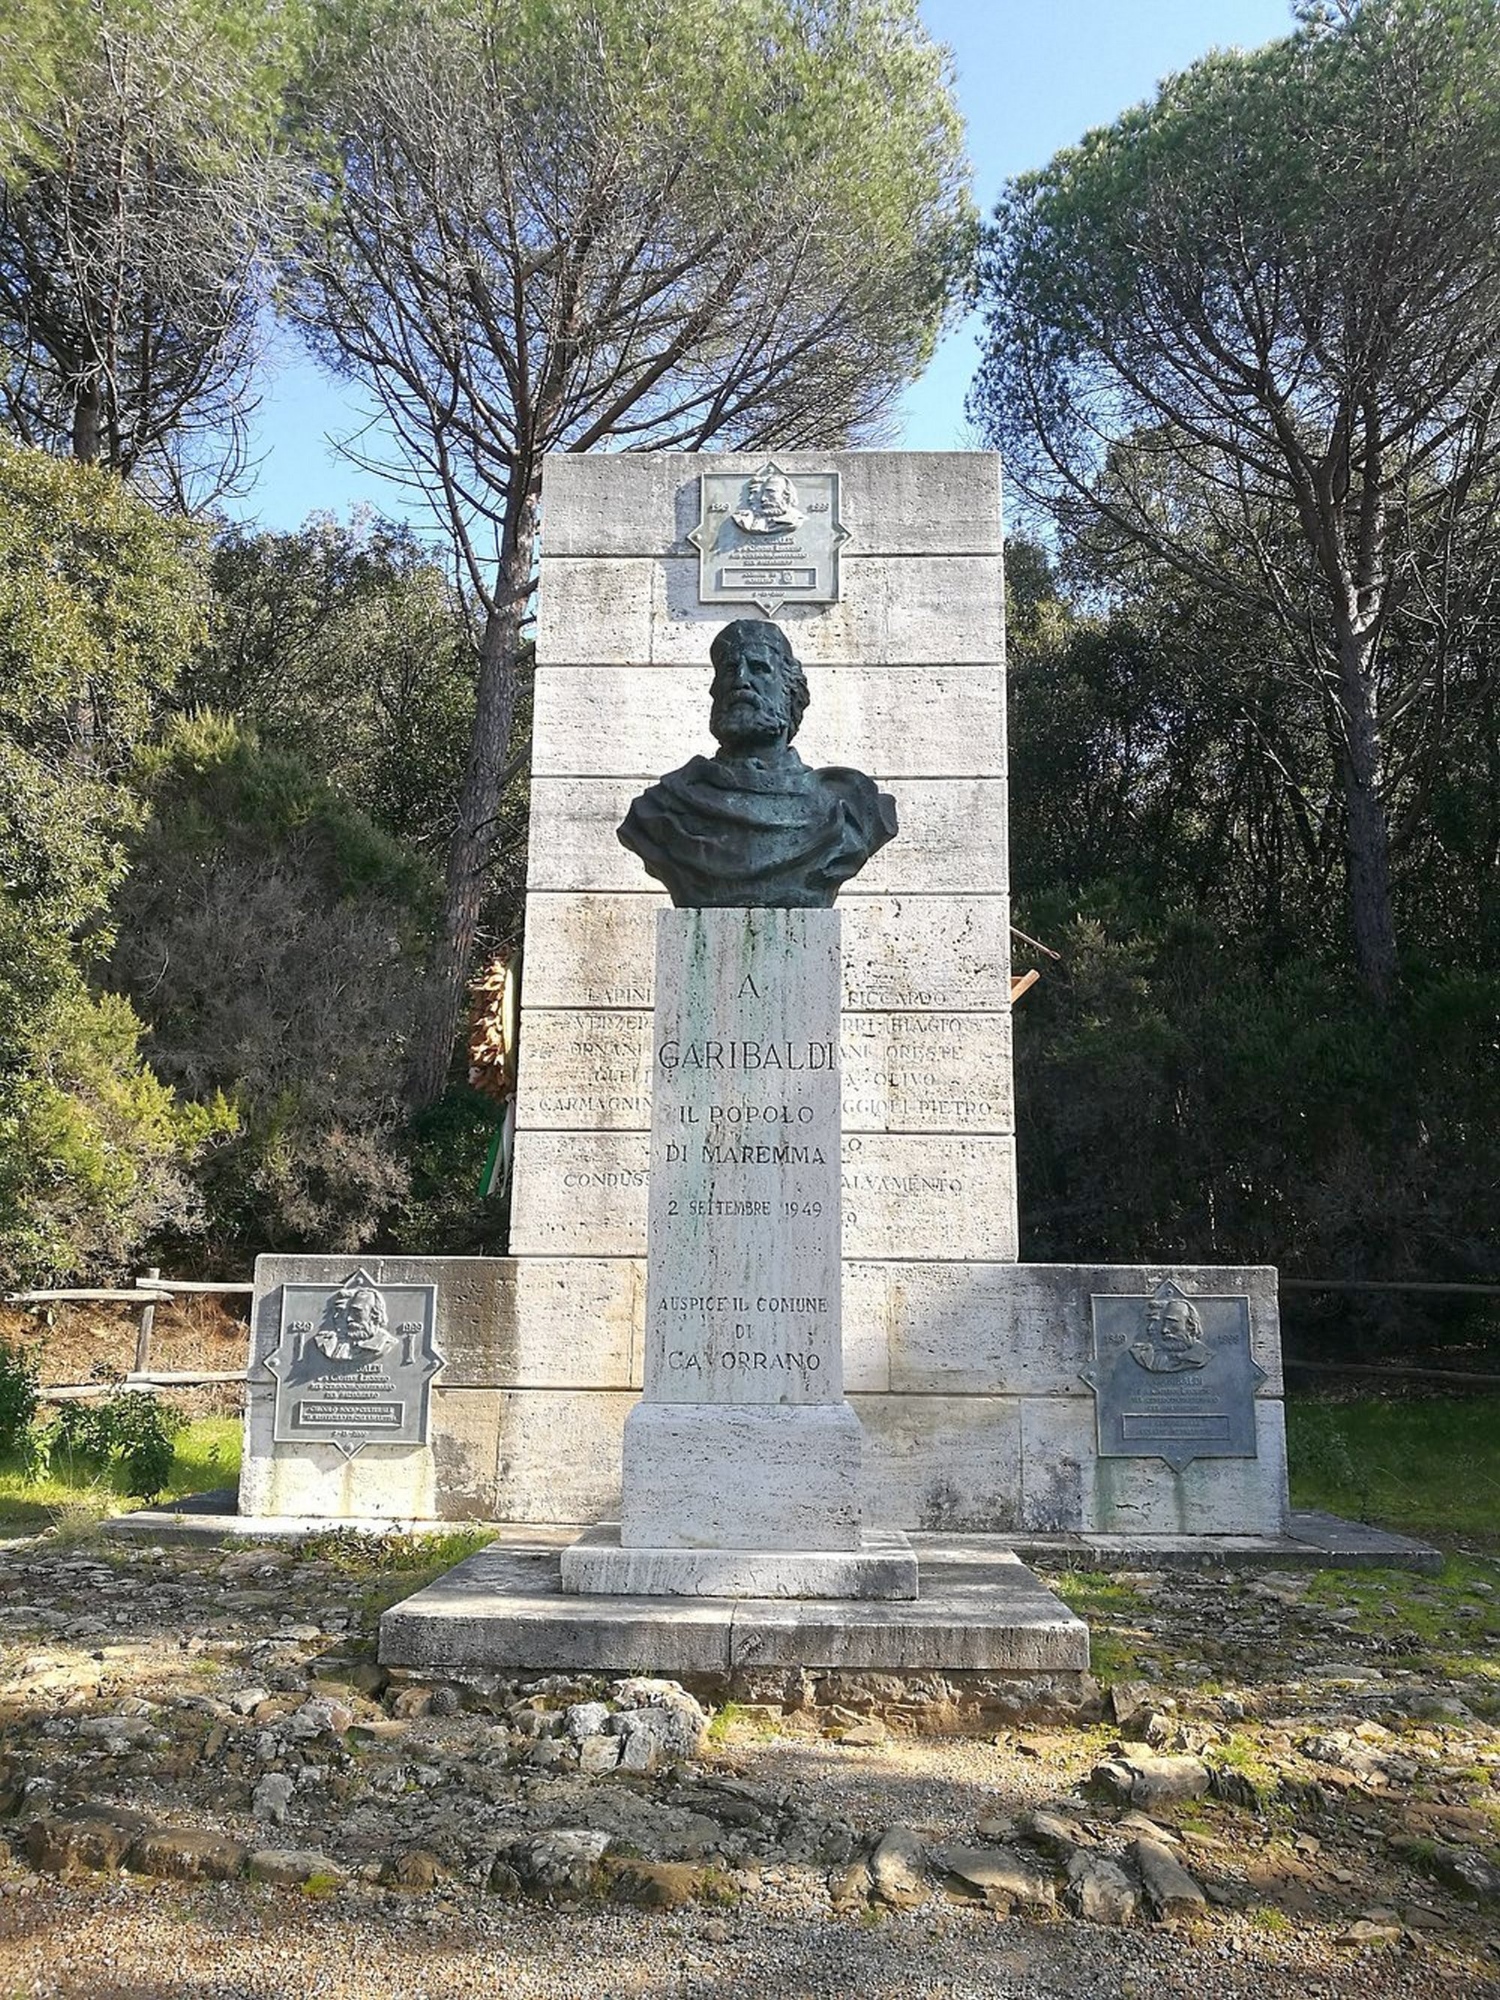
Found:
<box><xmin>562</xmin><ymin>908</ymin><xmax>916</xmax><ymax>1599</ymax></box>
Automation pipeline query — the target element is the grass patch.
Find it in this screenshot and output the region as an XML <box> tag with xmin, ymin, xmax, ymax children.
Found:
<box><xmin>1049</xmin><ymin>1569</ymin><xmax>1155</xmax><ymax>1679</ymax></box>
<box><xmin>1287</xmin><ymin>1393</ymin><xmax>1500</xmax><ymax>1548</ymax></box>
<box><xmin>0</xmin><ymin>1413</ymin><xmax>242</xmax><ymax>1533</ymax></box>
<box><xmin>705</xmin><ymin>1701</ymin><xmax>782</xmax><ymax>1745</ymax></box>
<box><xmin>296</xmin><ymin>1525</ymin><xmax>498</xmax><ymax>1619</ymax></box>
<box><xmin>1303</xmin><ymin>1554</ymin><xmax>1500</xmax><ymax>1683</ymax></box>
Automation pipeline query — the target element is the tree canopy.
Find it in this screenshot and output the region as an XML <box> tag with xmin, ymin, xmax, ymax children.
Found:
<box><xmin>971</xmin><ymin>0</ymin><xmax>1500</xmax><ymax>1004</ymax></box>
<box><xmin>0</xmin><ymin>440</ymin><xmax>220</xmax><ymax>1281</ymax></box>
<box><xmin>0</xmin><ymin>0</ymin><xmax>301</xmax><ymax>504</ymax></box>
<box><xmin>285</xmin><ymin>0</ymin><xmax>974</xmax><ymax>1104</ymax></box>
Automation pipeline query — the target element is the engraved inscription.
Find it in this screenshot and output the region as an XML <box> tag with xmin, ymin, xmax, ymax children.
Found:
<box><xmin>644</xmin><ymin>909</ymin><xmax>842</xmax><ymax>1405</ymax></box>
<box><xmin>266</xmin><ymin>1268</ymin><xmax>443</xmax><ymax>1459</ymax></box>
<box><xmin>690</xmin><ymin>465</ymin><xmax>848</xmax><ymax>615</ymax></box>
<box><xmin>1081</xmin><ymin>1281</ymin><xmax>1266</xmax><ymax>1471</ymax></box>
<box><xmin>516</xmin><ymin>1007</ymin><xmax>1013</xmax><ymax>1135</ymax></box>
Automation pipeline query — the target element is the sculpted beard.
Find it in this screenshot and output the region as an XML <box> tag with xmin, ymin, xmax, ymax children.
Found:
<box><xmin>711</xmin><ymin>681</ymin><xmax>785</xmax><ymax>746</ymax></box>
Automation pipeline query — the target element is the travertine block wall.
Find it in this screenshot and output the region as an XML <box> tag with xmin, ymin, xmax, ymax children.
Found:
<box><xmin>237</xmin><ymin>452</ymin><xmax>1287</xmax><ymax>1539</ymax></box>
<box><xmin>499</xmin><ymin>450</ymin><xmax>1027</xmax><ymax>1523</ymax></box>
<box><xmin>511</xmin><ymin>450</ymin><xmax>1016</xmax><ymax>1279</ymax></box>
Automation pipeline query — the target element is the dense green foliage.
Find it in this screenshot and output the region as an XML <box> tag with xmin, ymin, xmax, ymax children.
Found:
<box><xmin>1006</xmin><ymin>541</ymin><xmax>1499</xmax><ymax>1355</ymax></box>
<box><xmin>109</xmin><ymin>713</ymin><xmax>441</xmax><ymax>1258</ymax></box>
<box><xmin>0</xmin><ymin>1338</ymin><xmax>40</xmax><ymax>1457</ymax></box>
<box><xmin>47</xmin><ymin>1385</ymin><xmax>183</xmax><ymax>1500</ymax></box>
<box><xmin>0</xmin><ymin>442</ymin><xmax>224</xmax><ymax>1284</ymax></box>
<box><xmin>183</xmin><ymin>518</ymin><xmax>478</xmax><ymax>852</ymax></box>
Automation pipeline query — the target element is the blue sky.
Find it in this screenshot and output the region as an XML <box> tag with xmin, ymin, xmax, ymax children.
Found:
<box><xmin>234</xmin><ymin>0</ymin><xmax>1297</xmax><ymax>531</ymax></box>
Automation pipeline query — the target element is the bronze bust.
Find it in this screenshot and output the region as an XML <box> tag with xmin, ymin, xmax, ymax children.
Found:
<box><xmin>617</xmin><ymin>619</ymin><xmax>897</xmax><ymax>908</ymax></box>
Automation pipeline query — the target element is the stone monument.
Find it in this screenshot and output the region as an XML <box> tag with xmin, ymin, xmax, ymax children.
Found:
<box><xmin>562</xmin><ymin>618</ymin><xmax>916</xmax><ymax>1598</ymax></box>
<box><xmin>242</xmin><ymin>451</ymin><xmax>1299</xmax><ymax>1571</ymax></box>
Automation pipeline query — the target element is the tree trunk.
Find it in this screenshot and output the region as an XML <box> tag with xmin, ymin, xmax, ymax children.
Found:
<box><xmin>1333</xmin><ymin>621</ymin><xmax>1400</xmax><ymax>1005</ymax></box>
<box><xmin>71</xmin><ymin>375</ymin><xmax>103</xmax><ymax>464</ymax></box>
<box><xmin>404</xmin><ymin>492</ymin><xmax>539</xmax><ymax>1110</ymax></box>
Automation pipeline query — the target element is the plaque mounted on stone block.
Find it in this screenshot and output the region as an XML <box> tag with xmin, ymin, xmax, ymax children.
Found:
<box><xmin>1080</xmin><ymin>1280</ymin><xmax>1267</xmax><ymax>1472</ymax></box>
<box><xmin>265</xmin><ymin>1267</ymin><xmax>442</xmax><ymax>1460</ymax></box>
<box><xmin>689</xmin><ymin>463</ymin><xmax>848</xmax><ymax>615</ymax></box>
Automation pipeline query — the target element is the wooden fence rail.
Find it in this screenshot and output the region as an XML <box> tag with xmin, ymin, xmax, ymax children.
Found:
<box><xmin>4</xmin><ymin>1273</ymin><xmax>255</xmax><ymax>1387</ymax></box>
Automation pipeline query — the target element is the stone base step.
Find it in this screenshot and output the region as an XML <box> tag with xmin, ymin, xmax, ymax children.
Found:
<box><xmin>560</xmin><ymin>1524</ymin><xmax>918</xmax><ymax>1600</ymax></box>
<box><xmin>378</xmin><ymin>1536</ymin><xmax>1088</xmax><ymax>1677</ymax></box>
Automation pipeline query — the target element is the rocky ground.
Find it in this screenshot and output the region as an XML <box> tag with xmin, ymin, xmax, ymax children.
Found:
<box><xmin>0</xmin><ymin>1528</ymin><xmax>1496</xmax><ymax>1998</ymax></box>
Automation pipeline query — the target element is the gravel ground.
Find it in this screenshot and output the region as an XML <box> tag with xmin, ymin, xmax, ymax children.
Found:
<box><xmin>2</xmin><ymin>1534</ymin><xmax>1498</xmax><ymax>1998</ymax></box>
<box><xmin>0</xmin><ymin>1875</ymin><xmax>1494</xmax><ymax>2000</ymax></box>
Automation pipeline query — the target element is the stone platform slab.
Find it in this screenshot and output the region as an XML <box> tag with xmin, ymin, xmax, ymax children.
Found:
<box><xmin>378</xmin><ymin>1534</ymin><xmax>1088</xmax><ymax>1677</ymax></box>
<box><xmin>102</xmin><ymin>1498</ymin><xmax>1443</xmax><ymax>1575</ymax></box>
<box><xmin>560</xmin><ymin>1525</ymin><xmax>917</xmax><ymax>1600</ymax></box>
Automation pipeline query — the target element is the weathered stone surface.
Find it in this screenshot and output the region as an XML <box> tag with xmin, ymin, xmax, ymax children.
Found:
<box><xmin>507</xmin><ymin>1829</ymin><xmax>611</xmax><ymax>1894</ymax></box>
<box><xmin>870</xmin><ymin>1825</ymin><xmax>928</xmax><ymax>1908</ymax></box>
<box><xmin>378</xmin><ymin>1536</ymin><xmax>1090</xmax><ymax>1678</ymax></box>
<box><xmin>252</xmin><ymin>1774</ymin><xmax>295</xmax><ymax>1823</ymax></box>
<box><xmin>729</xmin><ymin>1553</ymin><xmax>1089</xmax><ymax>1674</ymax></box>
<box><xmin>579</xmin><ymin>1733</ymin><xmax>623</xmax><ymax>1774</ymax></box>
<box><xmin>1128</xmin><ymin>1838</ymin><xmax>1209</xmax><ymax>1921</ymax></box>
<box><xmin>127</xmin><ymin>1828</ymin><xmax>248</xmax><ymax>1882</ymax></box>
<box><xmin>527</xmin><ymin>777</ymin><xmax>1009</xmax><ymax>896</ymax></box>
<box><xmin>1066</xmin><ymin>1850</ymin><xmax>1139</xmax><ymax>1925</ymax></box>
<box><xmin>840</xmin><ymin>1013</ymin><xmax>1013</xmax><ymax>1135</ymax></box>
<box><xmin>853</xmin><ymin>1393</ymin><xmax>1020</xmax><ymax>1532</ymax></box>
<box><xmin>503</xmin><ymin>1259</ymin><xmax>640</xmax><ymax>1390</ymax></box>
<box><xmin>1427</xmin><ymin>1843</ymin><xmax>1500</xmax><ymax>1904</ymax></box>
<box><xmin>247</xmin><ymin>1848</ymin><xmax>346</xmax><ymax>1889</ymax></box>
<box><xmin>636</xmin><ymin>909</ymin><xmax>843</xmax><ymax>1409</ymax></box>
<box><xmin>251</xmin><ymin>1253</ymin><xmax>642</xmax><ymax>1395</ymax></box>
<box><xmin>491</xmin><ymin>1391</ymin><xmax>634</xmax><ymax>1522</ymax></box>
<box><xmin>378</xmin><ymin>1542</ymin><xmax>734</xmax><ymax>1676</ymax></box>
<box><xmin>513</xmin><ymin>1008</ymin><xmax>1015</xmax><ymax>1137</ymax></box>
<box><xmin>1088</xmin><ymin>1747</ymin><xmax>1211</xmax><ymax>1809</ymax></box>
<box><xmin>828</xmin><ymin>1856</ymin><xmax>873</xmax><ymax>1909</ymax></box>
<box><xmin>621</xmin><ymin>1404</ymin><xmax>864</xmax><ymax>1551</ymax></box>
<box><xmin>533</xmin><ymin>665</ymin><xmax>1008</xmax><ymax>779</ymax></box>
<box><xmin>539</xmin><ymin>450</ymin><xmax>1004</xmax><ymax>560</ymax></box>
<box><xmin>564</xmin><ymin>1700</ymin><xmax>611</xmax><ymax>1741</ymax></box>
<box><xmin>246</xmin><ymin>1255</ymin><xmax>616</xmax><ymax>1522</ymax></box>
<box><xmin>1017</xmin><ymin>1396</ymin><xmax>1290</xmax><ymax>1538</ymax></box>
<box><xmin>26</xmin><ymin>1809</ymin><xmax>153</xmax><ymax>1874</ymax></box>
<box><xmin>510</xmin><ymin>1131</ymin><xmax>1018</xmax><ymax>1262</ymax></box>
<box><xmin>562</xmin><ymin>1525</ymin><xmax>918</xmax><ymax>1600</ymax></box>
<box><xmin>536</xmin><ymin>554</ymin><xmax>1003</xmax><ymax>667</ymax></box>
<box><xmin>519</xmin><ymin>891</ymin><xmax>1012</xmax><ymax>1013</ymax></box>
<box><xmin>941</xmin><ymin>1846</ymin><xmax>1055</xmax><ymax>1909</ymax></box>
<box><xmin>845</xmin><ymin>1262</ymin><xmax>1284</xmax><ymax>1399</ymax></box>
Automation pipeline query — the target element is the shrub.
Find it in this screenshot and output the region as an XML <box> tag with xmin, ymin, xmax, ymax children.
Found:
<box><xmin>47</xmin><ymin>1383</ymin><xmax>183</xmax><ymax>1501</ymax></box>
<box><xmin>0</xmin><ymin>1338</ymin><xmax>40</xmax><ymax>1456</ymax></box>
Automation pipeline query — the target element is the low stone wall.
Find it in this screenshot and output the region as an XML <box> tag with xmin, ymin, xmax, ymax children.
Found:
<box><xmin>242</xmin><ymin>1256</ymin><xmax>1288</xmax><ymax>1537</ymax></box>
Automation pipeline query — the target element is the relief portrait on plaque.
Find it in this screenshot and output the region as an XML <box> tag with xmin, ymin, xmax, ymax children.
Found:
<box><xmin>731</xmin><ymin>466</ymin><xmax>805</xmax><ymax>535</ymax></box>
<box><xmin>312</xmin><ymin>1279</ymin><xmax>396</xmax><ymax>1363</ymax></box>
<box><xmin>1080</xmin><ymin>1279</ymin><xmax>1266</xmax><ymax>1471</ymax></box>
<box><xmin>265</xmin><ymin>1267</ymin><xmax>442</xmax><ymax>1457</ymax></box>
<box><xmin>1128</xmin><ymin>1290</ymin><xmax>1209</xmax><ymax>1373</ymax></box>
<box><xmin>690</xmin><ymin>462</ymin><xmax>847</xmax><ymax>615</ymax></box>
<box><xmin>617</xmin><ymin>617</ymin><xmax>897</xmax><ymax>909</ymax></box>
